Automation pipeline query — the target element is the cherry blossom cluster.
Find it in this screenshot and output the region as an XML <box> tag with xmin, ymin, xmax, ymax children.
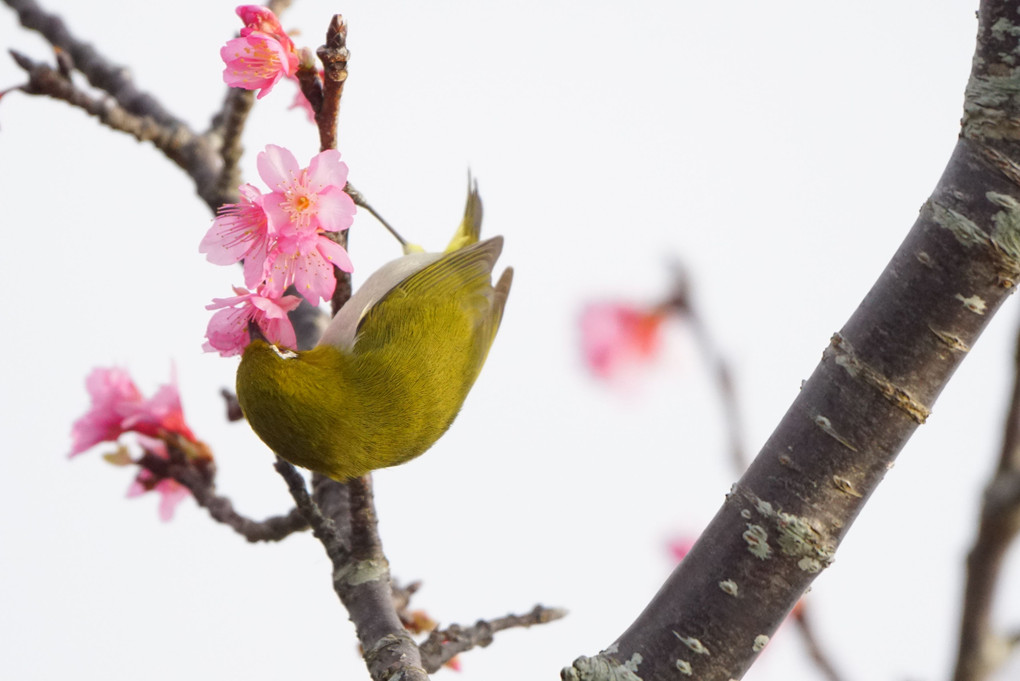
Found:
<box><xmin>221</xmin><ymin>5</ymin><xmax>316</xmax><ymax>120</ymax></box>
<box><xmin>201</xmin><ymin>144</ymin><xmax>356</xmax><ymax>356</ymax></box>
<box><xmin>205</xmin><ymin>7</ymin><xmax>357</xmax><ymax>356</ymax></box>
<box><xmin>70</xmin><ymin>368</ymin><xmax>209</xmax><ymax>520</ymax></box>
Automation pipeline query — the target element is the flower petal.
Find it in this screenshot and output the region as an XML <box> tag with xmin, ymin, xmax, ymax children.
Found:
<box><xmin>313</xmin><ymin>187</ymin><xmax>356</xmax><ymax>233</ymax></box>
<box><xmin>257</xmin><ymin>144</ymin><xmax>300</xmax><ymax>191</ymax></box>
<box><xmin>317</xmin><ymin>234</ymin><xmax>354</xmax><ymax>273</ymax></box>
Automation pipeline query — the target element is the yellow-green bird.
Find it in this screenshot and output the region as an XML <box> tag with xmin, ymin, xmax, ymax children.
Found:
<box><xmin>236</xmin><ymin>182</ymin><xmax>512</xmax><ymax>481</ymax></box>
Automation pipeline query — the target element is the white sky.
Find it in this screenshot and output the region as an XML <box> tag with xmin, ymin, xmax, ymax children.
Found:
<box><xmin>3</xmin><ymin>1</ymin><xmax>1017</xmax><ymax>680</ymax></box>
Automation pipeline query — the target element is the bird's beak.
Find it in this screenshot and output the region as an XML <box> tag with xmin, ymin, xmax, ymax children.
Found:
<box><xmin>247</xmin><ymin>319</ymin><xmax>268</xmax><ymax>344</ymax></box>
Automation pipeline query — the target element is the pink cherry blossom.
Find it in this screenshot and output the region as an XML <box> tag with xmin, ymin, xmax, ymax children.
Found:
<box><xmin>200</xmin><ymin>183</ymin><xmax>272</xmax><ymax>288</ymax></box>
<box><xmin>221</xmin><ymin>31</ymin><xmax>298</xmax><ymax>99</ymax></box>
<box><xmin>204</xmin><ymin>285</ymin><xmax>302</xmax><ymax>356</ymax></box>
<box><xmin>236</xmin><ymin>5</ymin><xmax>296</xmax><ymax>54</ymax></box>
<box><xmin>70</xmin><ymin>369</ymin><xmax>198</xmax><ymax>456</ymax></box>
<box><xmin>263</xmin><ymin>230</ymin><xmax>353</xmax><ymax>304</ymax></box>
<box><xmin>69</xmin><ymin>367</ymin><xmax>143</xmax><ymax>457</ymax></box>
<box><xmin>258</xmin><ymin>145</ymin><xmax>356</xmax><ymax>237</ymax></box>
<box><xmin>580</xmin><ymin>302</ymin><xmax>667</xmax><ymax>379</ymax></box>
<box><xmin>119</xmin><ymin>374</ymin><xmax>196</xmax><ymax>443</ymax></box>
<box><xmin>127</xmin><ymin>435</ymin><xmax>191</xmax><ymax>522</ymax></box>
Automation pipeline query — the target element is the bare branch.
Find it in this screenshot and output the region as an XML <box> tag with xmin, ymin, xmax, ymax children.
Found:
<box><xmin>952</xmin><ymin>318</ymin><xmax>1020</xmax><ymax>681</ymax></box>
<box><xmin>273</xmin><ymin>459</ymin><xmax>349</xmax><ymax>560</ymax></box>
<box><xmin>792</xmin><ymin>606</ymin><xmax>846</xmax><ymax>681</ymax></box>
<box><xmin>3</xmin><ymin>0</ymin><xmax>183</xmax><ymax>127</ymax></box>
<box><xmin>207</xmin><ymin>87</ymin><xmax>255</xmax><ymax>209</ymax></box>
<box><xmin>8</xmin><ymin>48</ymin><xmax>228</xmax><ymax>210</ymax></box>
<box><xmin>278</xmin><ymin>467</ymin><xmax>428</xmax><ymax>680</ymax></box>
<box><xmin>419</xmin><ymin>605</ymin><xmax>568</xmax><ymax>673</ymax></box>
<box><xmin>137</xmin><ymin>451</ymin><xmax>309</xmax><ymax>543</ymax></box>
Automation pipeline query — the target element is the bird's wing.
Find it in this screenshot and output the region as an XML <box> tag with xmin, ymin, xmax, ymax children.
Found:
<box><xmin>315</xmin><ymin>251</ymin><xmax>442</xmax><ymax>351</ymax></box>
<box><xmin>352</xmin><ymin>236</ymin><xmax>507</xmax><ymax>354</ymax></box>
<box><xmin>473</xmin><ymin>265</ymin><xmax>513</xmax><ymax>367</ymax></box>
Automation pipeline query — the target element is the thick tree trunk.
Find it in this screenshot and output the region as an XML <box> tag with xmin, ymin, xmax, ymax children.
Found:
<box><xmin>563</xmin><ymin>3</ymin><xmax>1020</xmax><ymax>680</ymax></box>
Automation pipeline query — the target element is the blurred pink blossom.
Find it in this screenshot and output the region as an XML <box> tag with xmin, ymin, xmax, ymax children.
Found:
<box><xmin>127</xmin><ymin>435</ymin><xmax>191</xmax><ymax>522</ymax></box>
<box><xmin>667</xmin><ymin>536</ymin><xmax>696</xmax><ymax>563</ymax></box>
<box><xmin>69</xmin><ymin>368</ymin><xmax>197</xmax><ymax>456</ymax></box>
<box><xmin>580</xmin><ymin>302</ymin><xmax>667</xmax><ymax>379</ymax></box>
<box><xmin>119</xmin><ymin>379</ymin><xmax>196</xmax><ymax>443</ymax></box>
<box><xmin>69</xmin><ymin>368</ymin><xmax>143</xmax><ymax>456</ymax></box>
<box><xmin>70</xmin><ymin>371</ymin><xmax>203</xmax><ymax>521</ymax></box>
<box><xmin>289</xmin><ymin>84</ymin><xmax>316</xmax><ymax>122</ymax></box>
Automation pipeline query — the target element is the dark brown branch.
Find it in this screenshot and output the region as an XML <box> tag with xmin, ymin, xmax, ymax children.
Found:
<box><xmin>220</xmin><ymin>389</ymin><xmax>244</xmax><ymax>423</ymax></box>
<box><xmin>274</xmin><ymin>459</ymin><xmax>349</xmax><ymax>561</ymax></box>
<box><xmin>137</xmin><ymin>452</ymin><xmax>309</xmax><ymax>542</ymax></box>
<box><xmin>290</xmin><ymin>470</ymin><xmax>427</xmax><ymax>681</ymax></box>
<box><xmin>294</xmin><ymin>54</ymin><xmax>324</xmax><ymax>123</ymax></box>
<box><xmin>952</xmin><ymin>317</ymin><xmax>1020</xmax><ymax>681</ymax></box>
<box><xmin>565</xmin><ymin>1</ymin><xmax>1020</xmax><ymax>678</ymax></box>
<box><xmin>669</xmin><ymin>266</ymin><xmax>847</xmax><ymax>681</ymax></box>
<box><xmin>419</xmin><ymin>605</ymin><xmax>568</xmax><ymax>673</ymax></box>
<box><xmin>8</xmin><ymin>49</ymin><xmax>227</xmax><ymax>210</ymax></box>
<box><xmin>3</xmin><ymin>0</ymin><xmax>182</xmax><ymax>127</ymax></box>
<box><xmin>315</xmin><ymin>14</ymin><xmax>349</xmax><ymax>152</ymax></box>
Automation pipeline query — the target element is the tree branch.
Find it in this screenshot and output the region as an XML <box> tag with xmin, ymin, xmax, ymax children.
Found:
<box><xmin>315</xmin><ymin>14</ymin><xmax>349</xmax><ymax>153</ymax></box>
<box><xmin>419</xmin><ymin>605</ymin><xmax>568</xmax><ymax>673</ymax></box>
<box><xmin>3</xmin><ymin>0</ymin><xmax>182</xmax><ymax>127</ymax></box>
<box><xmin>952</xmin><ymin>319</ymin><xmax>1020</xmax><ymax>681</ymax></box>
<box><xmin>280</xmin><ymin>466</ymin><xmax>428</xmax><ymax>681</ymax></box>
<box><xmin>564</xmin><ymin>2</ymin><xmax>1020</xmax><ymax>678</ymax></box>
<box><xmin>671</xmin><ymin>266</ymin><xmax>847</xmax><ymax>681</ymax></box>
<box><xmin>137</xmin><ymin>451</ymin><xmax>309</xmax><ymax>543</ymax></box>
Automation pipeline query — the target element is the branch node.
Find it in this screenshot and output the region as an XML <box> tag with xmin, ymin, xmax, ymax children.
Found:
<box><xmin>824</xmin><ymin>333</ymin><xmax>931</xmax><ymax>424</ymax></box>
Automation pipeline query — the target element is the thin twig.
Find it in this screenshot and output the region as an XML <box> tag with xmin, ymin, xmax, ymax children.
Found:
<box><xmin>951</xmin><ymin>317</ymin><xmax>1020</xmax><ymax>681</ymax></box>
<box><xmin>346</xmin><ymin>182</ymin><xmax>409</xmax><ymax>249</ymax></box>
<box><xmin>792</xmin><ymin>606</ymin><xmax>847</xmax><ymax>681</ymax></box>
<box><xmin>273</xmin><ymin>458</ymin><xmax>349</xmax><ymax>562</ymax></box>
<box><xmin>208</xmin><ymin>87</ymin><xmax>254</xmax><ymax>208</ymax></box>
<box><xmin>7</xmin><ymin>49</ymin><xmax>226</xmax><ymax>210</ymax></box>
<box><xmin>419</xmin><ymin>605</ymin><xmax>568</xmax><ymax>673</ymax></box>
<box><xmin>3</xmin><ymin>0</ymin><xmax>182</xmax><ymax>127</ymax></box>
<box><xmin>137</xmin><ymin>452</ymin><xmax>309</xmax><ymax>542</ymax></box>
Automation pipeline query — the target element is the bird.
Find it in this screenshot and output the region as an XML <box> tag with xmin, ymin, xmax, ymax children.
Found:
<box><xmin>235</xmin><ymin>181</ymin><xmax>512</xmax><ymax>481</ymax></box>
